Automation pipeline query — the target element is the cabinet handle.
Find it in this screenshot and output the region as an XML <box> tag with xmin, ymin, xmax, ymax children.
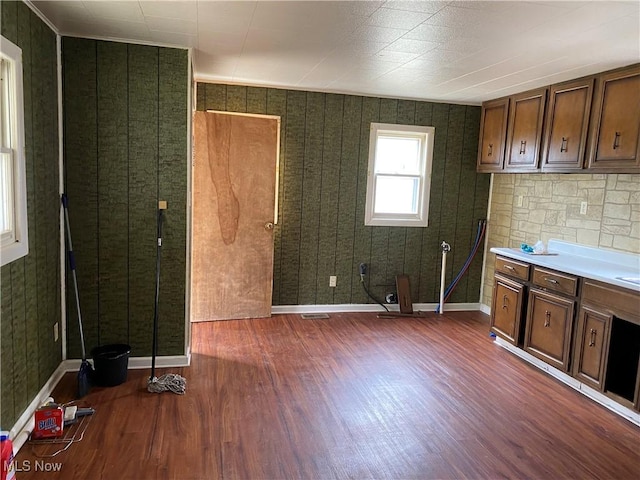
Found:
<box><xmin>544</xmin><ymin>277</ymin><xmax>559</xmax><ymax>285</ymax></box>
<box><xmin>502</xmin><ymin>294</ymin><xmax>508</xmax><ymax>309</ymax></box>
<box><xmin>503</xmin><ymin>264</ymin><xmax>514</xmax><ymax>271</ymax></box>
<box><xmin>589</xmin><ymin>328</ymin><xmax>597</xmax><ymax>347</ymax></box>
<box><xmin>560</xmin><ymin>137</ymin><xmax>568</xmax><ymax>153</ymax></box>
<box><xmin>488</xmin><ymin>143</ymin><xmax>493</xmax><ymax>156</ymax></box>
<box><xmin>612</xmin><ymin>132</ymin><xmax>621</xmax><ymax>150</ymax></box>
<box><xmin>544</xmin><ymin>310</ymin><xmax>551</xmax><ymax>327</ymax></box>
<box><xmin>519</xmin><ymin>140</ymin><xmax>527</xmax><ymax>155</ymax></box>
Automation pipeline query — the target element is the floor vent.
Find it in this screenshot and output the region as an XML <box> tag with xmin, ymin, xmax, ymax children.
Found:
<box><xmin>301</xmin><ymin>313</ymin><xmax>330</xmax><ymax>319</ymax></box>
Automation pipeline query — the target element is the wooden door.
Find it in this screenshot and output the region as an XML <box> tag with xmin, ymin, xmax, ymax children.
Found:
<box><xmin>477</xmin><ymin>98</ymin><xmax>509</xmax><ymax>172</ymax></box>
<box><xmin>524</xmin><ymin>288</ymin><xmax>575</xmax><ymax>372</ymax></box>
<box><xmin>542</xmin><ymin>77</ymin><xmax>594</xmax><ymax>172</ymax></box>
<box><xmin>191</xmin><ymin>111</ymin><xmax>279</xmax><ymax>321</ymax></box>
<box><xmin>491</xmin><ymin>274</ymin><xmax>525</xmax><ymax>345</ymax></box>
<box><xmin>505</xmin><ymin>87</ymin><xmax>547</xmax><ymax>171</ymax></box>
<box><xmin>587</xmin><ymin>64</ymin><xmax>640</xmax><ymax>172</ymax></box>
<box><xmin>573</xmin><ymin>306</ymin><xmax>611</xmax><ymax>391</ymax></box>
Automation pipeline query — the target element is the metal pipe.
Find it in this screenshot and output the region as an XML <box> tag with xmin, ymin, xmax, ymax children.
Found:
<box><xmin>439</xmin><ymin>241</ymin><xmax>451</xmax><ymax>314</ymax></box>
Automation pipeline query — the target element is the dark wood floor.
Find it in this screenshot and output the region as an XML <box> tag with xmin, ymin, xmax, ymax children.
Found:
<box><xmin>16</xmin><ymin>311</ymin><xmax>640</xmax><ymax>479</ymax></box>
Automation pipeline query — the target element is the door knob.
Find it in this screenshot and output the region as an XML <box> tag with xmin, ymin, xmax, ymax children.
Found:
<box><xmin>264</xmin><ymin>222</ymin><xmax>274</xmax><ymax>231</ymax></box>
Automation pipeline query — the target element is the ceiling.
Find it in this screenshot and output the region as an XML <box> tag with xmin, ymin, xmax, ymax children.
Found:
<box><xmin>30</xmin><ymin>0</ymin><xmax>640</xmax><ymax>104</ymax></box>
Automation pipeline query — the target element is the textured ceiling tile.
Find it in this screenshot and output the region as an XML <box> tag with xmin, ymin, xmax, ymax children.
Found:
<box><xmin>384</xmin><ymin>38</ymin><xmax>441</xmax><ymax>54</ymax></box>
<box><xmin>383</xmin><ymin>1</ymin><xmax>450</xmax><ymax>15</ymax></box>
<box><xmin>139</xmin><ymin>1</ymin><xmax>197</xmax><ymax>21</ymax></box>
<box><xmin>82</xmin><ymin>0</ymin><xmax>145</xmax><ymax>22</ymax></box>
<box><xmin>367</xmin><ymin>7</ymin><xmax>433</xmax><ymax>29</ymax></box>
<box><xmin>145</xmin><ymin>16</ymin><xmax>197</xmax><ymax>34</ymax></box>
<box><xmin>28</xmin><ymin>0</ymin><xmax>640</xmax><ymax>103</ymax></box>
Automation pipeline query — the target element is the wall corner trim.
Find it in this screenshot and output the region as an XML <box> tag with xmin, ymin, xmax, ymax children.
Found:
<box><xmin>23</xmin><ymin>0</ymin><xmax>60</xmax><ymax>34</ymax></box>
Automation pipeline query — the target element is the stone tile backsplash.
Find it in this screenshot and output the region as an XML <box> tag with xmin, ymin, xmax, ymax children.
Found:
<box><xmin>482</xmin><ymin>173</ymin><xmax>640</xmax><ymax>307</ymax></box>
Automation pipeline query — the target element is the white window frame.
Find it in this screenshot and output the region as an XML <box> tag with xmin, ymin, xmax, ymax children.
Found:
<box><xmin>1</xmin><ymin>35</ymin><xmax>28</xmax><ymax>266</ymax></box>
<box><xmin>365</xmin><ymin>123</ymin><xmax>434</xmax><ymax>227</ymax></box>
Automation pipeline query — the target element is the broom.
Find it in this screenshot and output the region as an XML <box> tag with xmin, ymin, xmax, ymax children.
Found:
<box><xmin>61</xmin><ymin>194</ymin><xmax>94</xmax><ymax>398</ymax></box>
<box><xmin>147</xmin><ymin>202</ymin><xmax>186</xmax><ymax>395</ymax></box>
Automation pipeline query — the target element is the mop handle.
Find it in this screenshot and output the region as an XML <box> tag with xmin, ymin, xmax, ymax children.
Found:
<box><xmin>62</xmin><ymin>194</ymin><xmax>87</xmax><ymax>361</ymax></box>
<box><xmin>151</xmin><ymin>207</ymin><xmax>164</xmax><ymax>379</ymax></box>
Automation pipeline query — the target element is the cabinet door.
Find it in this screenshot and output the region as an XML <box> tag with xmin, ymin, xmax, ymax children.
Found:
<box><xmin>573</xmin><ymin>307</ymin><xmax>611</xmax><ymax>390</ymax></box>
<box><xmin>524</xmin><ymin>288</ymin><xmax>575</xmax><ymax>372</ymax></box>
<box><xmin>491</xmin><ymin>275</ymin><xmax>525</xmax><ymax>345</ymax></box>
<box><xmin>505</xmin><ymin>87</ymin><xmax>547</xmax><ymax>171</ymax></box>
<box><xmin>587</xmin><ymin>64</ymin><xmax>640</xmax><ymax>172</ymax></box>
<box><xmin>542</xmin><ymin>77</ymin><xmax>594</xmax><ymax>172</ymax></box>
<box><xmin>477</xmin><ymin>98</ymin><xmax>509</xmax><ymax>172</ymax></box>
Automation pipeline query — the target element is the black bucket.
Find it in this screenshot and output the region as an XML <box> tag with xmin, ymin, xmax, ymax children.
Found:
<box><xmin>91</xmin><ymin>344</ymin><xmax>131</xmax><ymax>387</ymax></box>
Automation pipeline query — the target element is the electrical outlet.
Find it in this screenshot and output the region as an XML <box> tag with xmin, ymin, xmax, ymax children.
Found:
<box><xmin>329</xmin><ymin>275</ymin><xmax>337</xmax><ymax>287</ymax></box>
<box><xmin>580</xmin><ymin>201</ymin><xmax>588</xmax><ymax>215</ymax></box>
<box><xmin>517</xmin><ymin>195</ymin><xmax>524</xmax><ymax>207</ymax></box>
<box><xmin>53</xmin><ymin>322</ymin><xmax>59</xmax><ymax>342</ymax></box>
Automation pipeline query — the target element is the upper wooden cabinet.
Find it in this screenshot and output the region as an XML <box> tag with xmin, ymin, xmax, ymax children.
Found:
<box><xmin>541</xmin><ymin>77</ymin><xmax>594</xmax><ymax>172</ymax></box>
<box><xmin>504</xmin><ymin>88</ymin><xmax>547</xmax><ymax>172</ymax></box>
<box><xmin>586</xmin><ymin>64</ymin><xmax>640</xmax><ymax>172</ymax></box>
<box><xmin>477</xmin><ymin>98</ymin><xmax>509</xmax><ymax>172</ymax></box>
<box><xmin>477</xmin><ymin>63</ymin><xmax>640</xmax><ymax>174</ymax></box>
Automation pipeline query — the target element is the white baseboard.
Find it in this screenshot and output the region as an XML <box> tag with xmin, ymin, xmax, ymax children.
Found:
<box><xmin>494</xmin><ymin>337</ymin><xmax>640</xmax><ymax>427</ymax></box>
<box><xmin>10</xmin><ymin>362</ymin><xmax>68</xmax><ymax>453</ymax></box>
<box><xmin>479</xmin><ymin>303</ymin><xmax>491</xmax><ymax>315</ymax></box>
<box><xmin>62</xmin><ymin>354</ymin><xmax>190</xmax><ymax>371</ymax></box>
<box><xmin>272</xmin><ymin>303</ymin><xmax>481</xmax><ymax>315</ymax></box>
<box><xmin>9</xmin><ymin>354</ymin><xmax>190</xmax><ymax>454</ymax></box>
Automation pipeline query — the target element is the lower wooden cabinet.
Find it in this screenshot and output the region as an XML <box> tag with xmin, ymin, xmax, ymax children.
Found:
<box><xmin>490</xmin><ymin>274</ymin><xmax>525</xmax><ymax>345</ymax></box>
<box><xmin>572</xmin><ymin>306</ymin><xmax>611</xmax><ymax>390</ymax></box>
<box><xmin>490</xmin><ymin>255</ymin><xmax>640</xmax><ymax>417</ymax></box>
<box><xmin>524</xmin><ymin>288</ymin><xmax>575</xmax><ymax>372</ymax></box>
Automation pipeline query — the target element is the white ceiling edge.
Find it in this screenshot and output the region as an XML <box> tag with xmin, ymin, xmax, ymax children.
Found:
<box><xmin>194</xmin><ymin>74</ymin><xmax>483</xmax><ymax>106</ymax></box>
<box><xmin>27</xmin><ymin>0</ymin><xmax>191</xmax><ymax>52</ymax></box>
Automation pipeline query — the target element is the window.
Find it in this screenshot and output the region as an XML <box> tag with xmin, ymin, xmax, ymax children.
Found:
<box><xmin>1</xmin><ymin>35</ymin><xmax>28</xmax><ymax>266</ymax></box>
<box><xmin>365</xmin><ymin>123</ymin><xmax>434</xmax><ymax>227</ymax></box>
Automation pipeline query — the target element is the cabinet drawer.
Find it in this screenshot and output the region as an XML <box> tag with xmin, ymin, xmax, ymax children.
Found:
<box><xmin>495</xmin><ymin>256</ymin><xmax>530</xmax><ymax>282</ymax></box>
<box><xmin>532</xmin><ymin>266</ymin><xmax>578</xmax><ymax>296</ymax></box>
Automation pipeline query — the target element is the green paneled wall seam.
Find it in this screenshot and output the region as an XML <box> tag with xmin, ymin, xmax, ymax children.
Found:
<box><xmin>63</xmin><ymin>38</ymin><xmax>187</xmax><ymax>360</ymax></box>
<box><xmin>197</xmin><ymin>82</ymin><xmax>490</xmax><ymax>306</ymax></box>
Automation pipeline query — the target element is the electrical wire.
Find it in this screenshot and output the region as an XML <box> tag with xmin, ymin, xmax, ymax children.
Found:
<box><xmin>360</xmin><ymin>275</ymin><xmax>390</xmax><ymax>312</ymax></box>
<box><xmin>436</xmin><ymin>219</ymin><xmax>487</xmax><ymax>312</ymax></box>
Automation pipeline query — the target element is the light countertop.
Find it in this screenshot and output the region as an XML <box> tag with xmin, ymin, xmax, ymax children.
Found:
<box><xmin>490</xmin><ymin>240</ymin><xmax>640</xmax><ymax>293</ymax></box>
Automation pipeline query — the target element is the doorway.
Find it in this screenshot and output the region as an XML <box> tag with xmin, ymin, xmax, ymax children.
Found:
<box><xmin>191</xmin><ymin>111</ymin><xmax>280</xmax><ymax>321</ymax></box>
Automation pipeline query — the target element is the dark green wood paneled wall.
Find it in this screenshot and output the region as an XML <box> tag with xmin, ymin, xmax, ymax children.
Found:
<box><xmin>196</xmin><ymin>83</ymin><xmax>490</xmax><ymax>306</ymax></box>
<box><xmin>0</xmin><ymin>1</ymin><xmax>60</xmax><ymax>429</ymax></box>
<box><xmin>62</xmin><ymin>38</ymin><xmax>188</xmax><ymax>359</ymax></box>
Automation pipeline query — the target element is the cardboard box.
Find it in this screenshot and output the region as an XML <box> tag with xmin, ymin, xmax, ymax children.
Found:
<box><xmin>32</xmin><ymin>406</ymin><xmax>64</xmax><ymax>439</ymax></box>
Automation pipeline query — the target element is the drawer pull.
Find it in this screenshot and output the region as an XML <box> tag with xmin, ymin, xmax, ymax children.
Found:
<box><xmin>488</xmin><ymin>144</ymin><xmax>493</xmax><ymax>156</ymax></box>
<box><xmin>519</xmin><ymin>140</ymin><xmax>527</xmax><ymax>155</ymax></box>
<box><xmin>544</xmin><ymin>277</ymin><xmax>559</xmax><ymax>285</ymax></box>
<box><xmin>502</xmin><ymin>294</ymin><xmax>508</xmax><ymax>309</ymax></box>
<box><xmin>589</xmin><ymin>328</ymin><xmax>597</xmax><ymax>347</ymax></box>
<box><xmin>612</xmin><ymin>131</ymin><xmax>621</xmax><ymax>150</ymax></box>
<box><xmin>560</xmin><ymin>137</ymin><xmax>568</xmax><ymax>153</ymax></box>
<box><xmin>503</xmin><ymin>264</ymin><xmax>515</xmax><ymax>271</ymax></box>
<box><xmin>544</xmin><ymin>310</ymin><xmax>551</xmax><ymax>327</ymax></box>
